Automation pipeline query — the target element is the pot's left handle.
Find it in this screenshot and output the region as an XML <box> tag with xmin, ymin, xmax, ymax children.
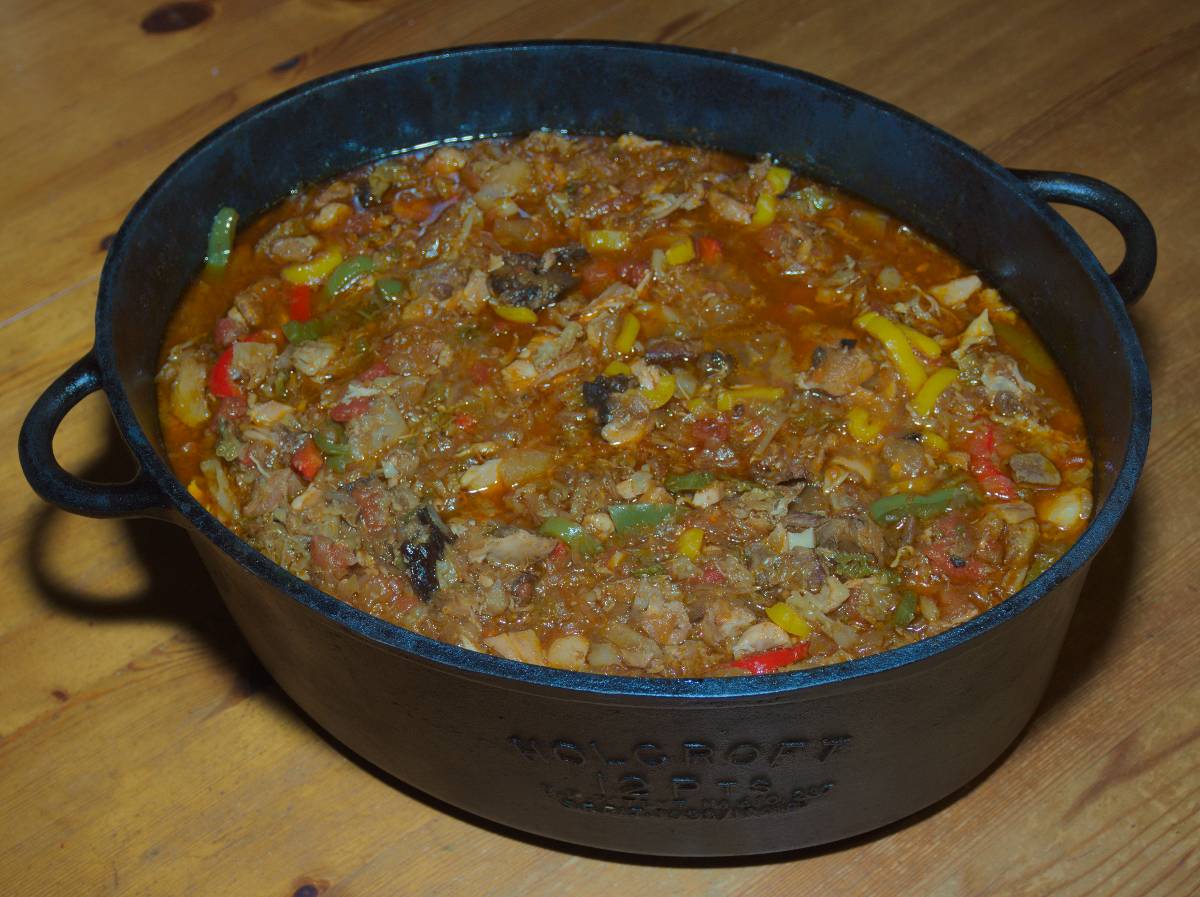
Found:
<box><xmin>20</xmin><ymin>352</ymin><xmax>170</xmax><ymax>519</ymax></box>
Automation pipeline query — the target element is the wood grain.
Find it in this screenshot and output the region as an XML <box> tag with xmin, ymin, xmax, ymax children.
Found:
<box><xmin>3</xmin><ymin>1</ymin><xmax>1198</xmax><ymax>894</ymax></box>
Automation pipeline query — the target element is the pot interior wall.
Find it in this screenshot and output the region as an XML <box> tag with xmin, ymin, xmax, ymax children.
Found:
<box><xmin>105</xmin><ymin>44</ymin><xmax>1133</xmax><ymax>501</ymax></box>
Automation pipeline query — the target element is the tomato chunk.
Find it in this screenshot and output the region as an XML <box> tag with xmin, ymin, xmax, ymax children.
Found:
<box><xmin>290</xmin><ymin>438</ymin><xmax>324</xmax><ymax>481</ymax></box>
<box><xmin>329</xmin><ymin>396</ymin><xmax>372</xmax><ymax>422</ymax></box>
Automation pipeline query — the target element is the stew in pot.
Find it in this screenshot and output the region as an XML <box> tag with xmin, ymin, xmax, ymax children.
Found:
<box><xmin>157</xmin><ymin>132</ymin><xmax>1093</xmax><ymax>677</ymax></box>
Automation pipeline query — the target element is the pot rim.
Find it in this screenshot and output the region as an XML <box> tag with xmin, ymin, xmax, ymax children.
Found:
<box><xmin>95</xmin><ymin>39</ymin><xmax>1151</xmax><ymax>700</ymax></box>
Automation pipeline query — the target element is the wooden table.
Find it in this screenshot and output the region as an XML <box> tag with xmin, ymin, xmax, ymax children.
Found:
<box><xmin>4</xmin><ymin>1</ymin><xmax>1197</xmax><ymax>893</ymax></box>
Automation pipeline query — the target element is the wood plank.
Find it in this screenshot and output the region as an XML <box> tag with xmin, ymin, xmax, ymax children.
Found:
<box><xmin>2</xmin><ymin>0</ymin><xmax>1198</xmax><ymax>894</ymax></box>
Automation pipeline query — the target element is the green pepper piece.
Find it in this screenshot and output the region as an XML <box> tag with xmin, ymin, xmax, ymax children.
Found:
<box><xmin>607</xmin><ymin>503</ymin><xmax>681</xmax><ymax>534</ymax></box>
<box><xmin>325</xmin><ymin>255</ymin><xmax>375</xmax><ymax>297</ymax></box>
<box><xmin>204</xmin><ymin>207</ymin><xmax>239</xmax><ymax>275</ymax></box>
<box><xmin>538</xmin><ymin>517</ymin><xmax>601</xmax><ymax>557</ymax></box>
<box><xmin>664</xmin><ymin>471</ymin><xmax>715</xmax><ymax>494</ymax></box>
<box><xmin>893</xmin><ymin>591</ymin><xmax>918</xmax><ymax>627</ymax></box>
<box><xmin>868</xmin><ymin>484</ymin><xmax>978</xmax><ymax>525</ymax></box>
<box><xmin>314</xmin><ymin>435</ymin><xmax>351</xmax><ymax>457</ymax></box>
<box><xmin>375</xmin><ymin>277</ymin><xmax>407</xmax><ymax>302</ymax></box>
<box><xmin>282</xmin><ymin>319</ymin><xmax>325</xmax><ymax>344</ymax></box>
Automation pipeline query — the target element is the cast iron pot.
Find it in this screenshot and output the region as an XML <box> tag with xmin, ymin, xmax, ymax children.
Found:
<box><xmin>19</xmin><ymin>42</ymin><xmax>1154</xmax><ymax>856</ymax></box>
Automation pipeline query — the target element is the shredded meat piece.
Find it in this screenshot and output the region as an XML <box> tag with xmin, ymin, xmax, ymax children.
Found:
<box><xmin>815</xmin><ymin>514</ymin><xmax>887</xmax><ymax>561</ymax></box>
<box><xmin>244</xmin><ymin>468</ymin><xmax>303</xmax><ymax>517</ymax></box>
<box><xmin>471</xmin><ymin>528</ymin><xmax>558</xmax><ymax>566</ymax></box>
<box><xmin>1010</xmin><ymin>452</ymin><xmax>1061</xmax><ymax>485</ymax></box>
<box><xmin>803</xmin><ymin>343</ymin><xmax>876</xmax><ymax>396</ymax></box>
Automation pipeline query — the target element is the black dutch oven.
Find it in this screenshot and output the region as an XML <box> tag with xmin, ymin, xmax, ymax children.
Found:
<box><xmin>19</xmin><ymin>42</ymin><xmax>1155</xmax><ymax>856</ymax></box>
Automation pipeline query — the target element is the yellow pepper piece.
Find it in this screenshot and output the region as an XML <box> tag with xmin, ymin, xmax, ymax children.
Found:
<box><xmin>584</xmin><ymin>229</ymin><xmax>631</xmax><ymax>252</ymax></box>
<box><xmin>766</xmin><ymin>166</ymin><xmax>793</xmax><ymax>196</ymax></box>
<box><xmin>677</xmin><ymin>527</ymin><xmax>705</xmax><ymax>560</ymax></box>
<box><xmin>604</xmin><ymin>360</ymin><xmax>633</xmax><ymax>376</ymax></box>
<box><xmin>186</xmin><ymin>479</ymin><xmax>205</xmax><ymax>502</ymax></box>
<box><xmin>767</xmin><ymin>602</ymin><xmax>812</xmax><ymax>638</ymax></box>
<box><xmin>921</xmin><ymin>431</ymin><xmax>949</xmax><ymax>453</ymax></box>
<box><xmin>854</xmin><ymin>311</ymin><xmax>927</xmax><ymax>394</ymax></box>
<box><xmin>613</xmin><ymin>313</ymin><xmax>640</xmax><ymax>354</ymax></box>
<box><xmin>912</xmin><ymin>366</ymin><xmax>959</xmax><ymax>416</ymax></box>
<box><xmin>281</xmin><ymin>247</ymin><xmax>343</xmax><ymax>286</ymax></box>
<box><xmin>899</xmin><ymin>324</ymin><xmax>942</xmax><ymax>357</ymax></box>
<box><xmin>733</xmin><ymin>385</ymin><xmax>785</xmax><ymax>401</ymax></box>
<box><xmin>641</xmin><ymin>373</ymin><xmax>676</xmax><ymax>409</ymax></box>
<box><xmin>847</xmin><ymin>406</ymin><xmax>883</xmax><ymax>442</ymax></box>
<box><xmin>492</xmin><ymin>303</ymin><xmax>538</xmax><ymax>324</ymax></box>
<box><xmin>717</xmin><ymin>385</ymin><xmax>785</xmax><ymax>411</ymax></box>
<box><xmin>751</xmin><ymin>191</ymin><xmax>777</xmax><ymax>227</ymax></box>
<box><xmin>665</xmin><ymin>237</ymin><xmax>695</xmax><ymax>266</ymax></box>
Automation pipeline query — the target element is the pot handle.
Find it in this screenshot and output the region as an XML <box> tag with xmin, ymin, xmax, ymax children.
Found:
<box><xmin>1010</xmin><ymin>169</ymin><xmax>1157</xmax><ymax>305</ymax></box>
<box><xmin>19</xmin><ymin>352</ymin><xmax>169</xmax><ymax>519</ymax></box>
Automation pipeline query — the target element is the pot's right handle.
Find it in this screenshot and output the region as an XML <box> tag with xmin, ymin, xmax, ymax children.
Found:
<box><xmin>19</xmin><ymin>352</ymin><xmax>169</xmax><ymax>519</ymax></box>
<box><xmin>1010</xmin><ymin>169</ymin><xmax>1157</xmax><ymax>305</ymax></box>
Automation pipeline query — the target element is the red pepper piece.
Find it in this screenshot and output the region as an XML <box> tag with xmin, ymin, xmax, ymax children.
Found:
<box><xmin>700</xmin><ymin>563</ymin><xmax>726</xmax><ymax>584</ymax></box>
<box><xmin>290</xmin><ymin>438</ymin><xmax>324</xmax><ymax>481</ymax></box>
<box><xmin>697</xmin><ymin>236</ymin><xmax>723</xmax><ymax>264</ymax></box>
<box><xmin>208</xmin><ymin>347</ymin><xmax>240</xmax><ymax>398</ymax></box>
<box><xmin>966</xmin><ymin>423</ymin><xmax>1018</xmax><ymax>500</ymax></box>
<box><xmin>731</xmin><ymin>642</ymin><xmax>810</xmax><ymax>675</ymax></box>
<box><xmin>329</xmin><ymin>396</ymin><xmax>372</xmax><ymax>422</ymax></box>
<box><xmin>453</xmin><ymin>412</ymin><xmax>477</xmax><ymax>431</ymax></box>
<box><xmin>288</xmin><ymin>284</ymin><xmax>314</xmax><ymax>322</ymax></box>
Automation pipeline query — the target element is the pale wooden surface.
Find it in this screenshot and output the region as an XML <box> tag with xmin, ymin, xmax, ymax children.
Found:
<box><xmin>3</xmin><ymin>1</ymin><xmax>1198</xmax><ymax>894</ymax></box>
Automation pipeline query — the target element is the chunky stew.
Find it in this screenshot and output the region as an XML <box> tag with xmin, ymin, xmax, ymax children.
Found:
<box><xmin>157</xmin><ymin>132</ymin><xmax>1093</xmax><ymax>677</ymax></box>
